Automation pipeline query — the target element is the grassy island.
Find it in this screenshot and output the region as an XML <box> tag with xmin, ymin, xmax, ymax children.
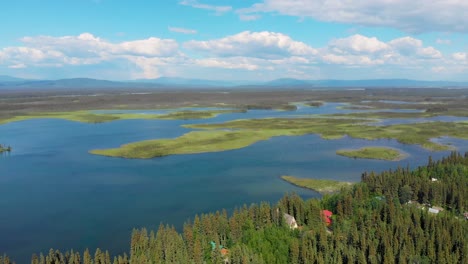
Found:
<box><xmin>90</xmin><ymin>117</ymin><xmax>468</xmax><ymax>159</ymax></box>
<box><xmin>90</xmin><ymin>130</ymin><xmax>274</xmax><ymax>159</ymax></box>
<box><xmin>281</xmin><ymin>175</ymin><xmax>353</xmax><ymax>194</ymax></box>
<box><xmin>304</xmin><ymin>101</ymin><xmax>324</xmax><ymax>107</ymax></box>
<box><xmin>336</xmin><ymin>147</ymin><xmax>407</xmax><ymax>161</ymax></box>
<box><xmin>0</xmin><ymin>109</ymin><xmax>245</xmax><ymax>125</ymax></box>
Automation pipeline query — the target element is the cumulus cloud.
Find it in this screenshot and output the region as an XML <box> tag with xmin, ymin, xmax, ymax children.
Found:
<box><xmin>117</xmin><ymin>38</ymin><xmax>178</xmax><ymax>57</ymax></box>
<box><xmin>329</xmin><ymin>35</ymin><xmax>389</xmax><ymax>54</ymax></box>
<box><xmin>452</xmin><ymin>52</ymin><xmax>467</xmax><ymax>61</ymax></box>
<box><xmin>239</xmin><ymin>0</ymin><xmax>468</xmax><ymax>33</ymax></box>
<box><xmin>179</xmin><ymin>0</ymin><xmax>232</xmax><ymax>14</ymax></box>
<box><xmin>1</xmin><ymin>33</ymin><xmax>180</xmax><ymax>78</ymax></box>
<box><xmin>320</xmin><ymin>34</ymin><xmax>445</xmax><ymax>67</ymax></box>
<box><xmin>21</xmin><ymin>33</ymin><xmax>178</xmax><ymax>58</ymax></box>
<box><xmin>0</xmin><ymin>31</ymin><xmax>466</xmax><ymax>80</ymax></box>
<box><xmin>168</xmin><ymin>27</ymin><xmax>198</xmax><ymax>34</ymax></box>
<box><xmin>184</xmin><ymin>31</ymin><xmax>317</xmax><ymax>59</ymax></box>
<box><xmin>388</xmin><ymin>37</ymin><xmax>442</xmax><ymax>59</ymax></box>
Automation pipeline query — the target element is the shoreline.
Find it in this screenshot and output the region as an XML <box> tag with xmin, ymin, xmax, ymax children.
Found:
<box><xmin>281</xmin><ymin>175</ymin><xmax>353</xmax><ymax>194</ymax></box>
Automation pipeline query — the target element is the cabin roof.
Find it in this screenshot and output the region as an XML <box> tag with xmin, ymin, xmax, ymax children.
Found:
<box><xmin>322</xmin><ymin>210</ymin><xmax>333</xmax><ymax>217</ymax></box>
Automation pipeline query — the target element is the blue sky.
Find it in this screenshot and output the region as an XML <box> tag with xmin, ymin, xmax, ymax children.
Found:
<box><xmin>0</xmin><ymin>0</ymin><xmax>467</xmax><ymax>81</ymax></box>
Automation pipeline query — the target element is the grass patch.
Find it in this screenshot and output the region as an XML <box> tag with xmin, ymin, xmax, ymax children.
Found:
<box><xmin>336</xmin><ymin>147</ymin><xmax>407</xmax><ymax>161</ymax></box>
<box><xmin>186</xmin><ymin>118</ymin><xmax>468</xmax><ymax>151</ymax></box>
<box><xmin>331</xmin><ymin>110</ymin><xmax>468</xmax><ymax>119</ymax></box>
<box><xmin>281</xmin><ymin>175</ymin><xmax>353</xmax><ymax>194</ymax></box>
<box><xmin>241</xmin><ymin>104</ymin><xmax>297</xmax><ymax>111</ymax></box>
<box><xmin>0</xmin><ymin>109</ymin><xmax>245</xmax><ymax>125</ymax></box>
<box><xmin>304</xmin><ymin>101</ymin><xmax>324</xmax><ymax>107</ymax></box>
<box><xmin>90</xmin><ymin>130</ymin><xmax>275</xmax><ymax>159</ymax></box>
<box><xmin>91</xmin><ymin>116</ymin><xmax>468</xmax><ymax>159</ymax></box>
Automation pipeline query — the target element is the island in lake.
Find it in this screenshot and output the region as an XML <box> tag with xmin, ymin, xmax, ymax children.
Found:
<box><xmin>336</xmin><ymin>146</ymin><xmax>407</xmax><ymax>161</ymax></box>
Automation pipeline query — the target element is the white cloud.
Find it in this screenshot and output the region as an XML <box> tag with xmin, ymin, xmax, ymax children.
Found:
<box><xmin>195</xmin><ymin>57</ymin><xmax>259</xmax><ymax>70</ymax></box>
<box><xmin>239</xmin><ymin>14</ymin><xmax>261</xmax><ymax>21</ymax></box>
<box><xmin>239</xmin><ymin>0</ymin><xmax>468</xmax><ymax>33</ymax></box>
<box><xmin>431</xmin><ymin>66</ymin><xmax>446</xmax><ymax>73</ymax></box>
<box><xmin>184</xmin><ymin>31</ymin><xmax>317</xmax><ymax>59</ymax></box>
<box><xmin>21</xmin><ymin>33</ymin><xmax>178</xmax><ymax>58</ymax></box>
<box><xmin>1</xmin><ymin>33</ymin><xmax>181</xmax><ymax>78</ymax></box>
<box><xmin>0</xmin><ymin>31</ymin><xmax>466</xmax><ymax>81</ymax></box>
<box><xmin>436</xmin><ymin>39</ymin><xmax>451</xmax><ymax>45</ymax></box>
<box><xmin>117</xmin><ymin>38</ymin><xmax>178</xmax><ymax>57</ymax></box>
<box><xmin>452</xmin><ymin>52</ymin><xmax>467</xmax><ymax>61</ymax></box>
<box><xmin>168</xmin><ymin>27</ymin><xmax>197</xmax><ymax>34</ymax></box>
<box><xmin>8</xmin><ymin>63</ymin><xmax>26</xmax><ymax>69</ymax></box>
<box><xmin>329</xmin><ymin>35</ymin><xmax>389</xmax><ymax>54</ymax></box>
<box><xmin>179</xmin><ymin>0</ymin><xmax>232</xmax><ymax>14</ymax></box>
<box><xmin>320</xmin><ymin>35</ymin><xmax>445</xmax><ymax>67</ymax></box>
<box><xmin>388</xmin><ymin>37</ymin><xmax>442</xmax><ymax>59</ymax></box>
<box><xmin>322</xmin><ymin>54</ymin><xmax>384</xmax><ymax>65</ymax></box>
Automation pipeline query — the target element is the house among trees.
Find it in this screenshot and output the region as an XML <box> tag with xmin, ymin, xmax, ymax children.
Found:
<box><xmin>321</xmin><ymin>210</ymin><xmax>333</xmax><ymax>226</ymax></box>
<box><xmin>428</xmin><ymin>208</ymin><xmax>440</xmax><ymax>214</ymax></box>
<box><xmin>283</xmin><ymin>213</ymin><xmax>298</xmax><ymax>229</ymax></box>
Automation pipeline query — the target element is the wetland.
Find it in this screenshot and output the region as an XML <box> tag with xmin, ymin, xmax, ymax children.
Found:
<box><xmin>1</xmin><ymin>87</ymin><xmax>468</xmax><ymax>262</ymax></box>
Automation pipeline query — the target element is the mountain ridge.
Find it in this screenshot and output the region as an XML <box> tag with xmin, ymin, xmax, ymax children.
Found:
<box><xmin>0</xmin><ymin>75</ymin><xmax>467</xmax><ymax>89</ymax></box>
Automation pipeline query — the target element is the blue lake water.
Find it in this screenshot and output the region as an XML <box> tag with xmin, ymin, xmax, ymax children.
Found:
<box><xmin>1</xmin><ymin>103</ymin><xmax>468</xmax><ymax>262</ymax></box>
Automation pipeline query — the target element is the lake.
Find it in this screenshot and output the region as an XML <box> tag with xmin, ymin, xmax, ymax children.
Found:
<box><xmin>1</xmin><ymin>103</ymin><xmax>468</xmax><ymax>262</ymax></box>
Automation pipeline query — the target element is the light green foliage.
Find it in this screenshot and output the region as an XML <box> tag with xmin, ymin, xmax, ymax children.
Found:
<box><xmin>187</xmin><ymin>117</ymin><xmax>468</xmax><ymax>151</ymax></box>
<box><xmin>91</xmin><ymin>116</ymin><xmax>468</xmax><ymax>159</ymax></box>
<box><xmin>0</xmin><ymin>109</ymin><xmax>244</xmax><ymax>125</ymax></box>
<box><xmin>336</xmin><ymin>147</ymin><xmax>406</xmax><ymax>161</ymax></box>
<box><xmin>281</xmin><ymin>176</ymin><xmax>353</xmax><ymax>194</ymax></box>
<box><xmin>304</xmin><ymin>101</ymin><xmax>324</xmax><ymax>107</ymax></box>
<box><xmin>90</xmin><ymin>130</ymin><xmax>275</xmax><ymax>159</ymax></box>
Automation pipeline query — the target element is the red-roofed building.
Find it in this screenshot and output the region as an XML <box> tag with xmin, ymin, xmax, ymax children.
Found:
<box><xmin>321</xmin><ymin>210</ymin><xmax>333</xmax><ymax>226</ymax></box>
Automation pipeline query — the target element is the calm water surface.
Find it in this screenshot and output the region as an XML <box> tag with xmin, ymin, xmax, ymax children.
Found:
<box><xmin>1</xmin><ymin>103</ymin><xmax>467</xmax><ymax>262</ymax></box>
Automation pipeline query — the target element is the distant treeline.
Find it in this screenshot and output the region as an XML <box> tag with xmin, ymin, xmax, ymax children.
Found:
<box><xmin>1</xmin><ymin>152</ymin><xmax>467</xmax><ymax>264</ymax></box>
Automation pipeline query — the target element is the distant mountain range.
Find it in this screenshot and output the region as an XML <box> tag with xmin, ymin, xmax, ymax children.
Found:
<box><xmin>0</xmin><ymin>75</ymin><xmax>467</xmax><ymax>89</ymax></box>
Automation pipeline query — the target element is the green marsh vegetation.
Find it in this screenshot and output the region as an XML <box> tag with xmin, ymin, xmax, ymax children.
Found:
<box><xmin>91</xmin><ymin>116</ymin><xmax>468</xmax><ymax>159</ymax></box>
<box><xmin>336</xmin><ymin>146</ymin><xmax>406</xmax><ymax>161</ymax></box>
<box><xmin>281</xmin><ymin>175</ymin><xmax>352</xmax><ymax>194</ymax></box>
<box><xmin>330</xmin><ymin>109</ymin><xmax>468</xmax><ymax>119</ymax></box>
<box><xmin>240</xmin><ymin>103</ymin><xmax>297</xmax><ymax>111</ymax></box>
<box><xmin>90</xmin><ymin>130</ymin><xmax>275</xmax><ymax>159</ymax></box>
<box><xmin>304</xmin><ymin>101</ymin><xmax>324</xmax><ymax>107</ymax></box>
<box><xmin>0</xmin><ymin>109</ymin><xmax>245</xmax><ymax>125</ymax></box>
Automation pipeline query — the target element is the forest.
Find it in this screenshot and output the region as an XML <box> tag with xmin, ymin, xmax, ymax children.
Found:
<box><xmin>1</xmin><ymin>152</ymin><xmax>467</xmax><ymax>264</ymax></box>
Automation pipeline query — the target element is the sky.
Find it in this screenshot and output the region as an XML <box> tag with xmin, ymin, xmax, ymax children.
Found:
<box><xmin>0</xmin><ymin>0</ymin><xmax>467</xmax><ymax>81</ymax></box>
